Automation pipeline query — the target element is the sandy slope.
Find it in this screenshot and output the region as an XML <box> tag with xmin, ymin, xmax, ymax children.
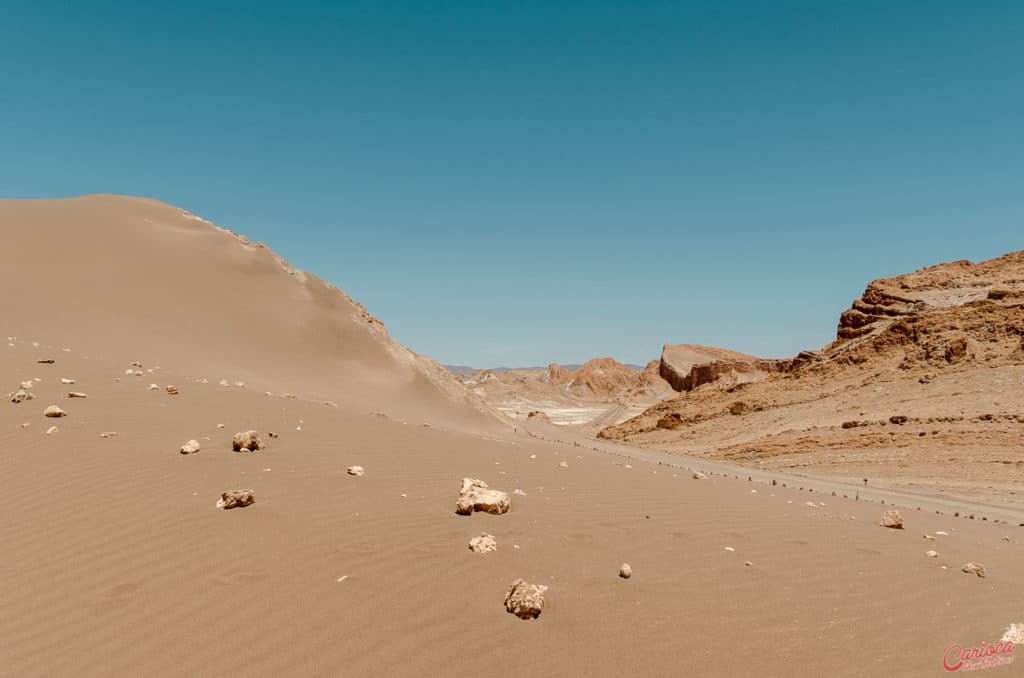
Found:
<box><xmin>0</xmin><ymin>196</ymin><xmax>492</xmax><ymax>430</ymax></box>
<box><xmin>1</xmin><ymin>198</ymin><xmax>1022</xmax><ymax>677</ymax></box>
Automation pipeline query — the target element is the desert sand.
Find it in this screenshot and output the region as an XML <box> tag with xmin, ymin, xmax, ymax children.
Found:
<box><xmin>1</xmin><ymin>196</ymin><xmax>1021</xmax><ymax>678</ymax></box>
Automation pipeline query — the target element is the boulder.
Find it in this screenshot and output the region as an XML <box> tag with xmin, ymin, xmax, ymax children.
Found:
<box><xmin>43</xmin><ymin>405</ymin><xmax>67</xmax><ymax>418</ymax></box>
<box><xmin>469</xmin><ymin>533</ymin><xmax>497</xmax><ymax>553</ymax></box>
<box><xmin>880</xmin><ymin>509</ymin><xmax>904</xmax><ymax>529</ymax></box>
<box><xmin>179</xmin><ymin>439</ymin><xmax>201</xmax><ymax>455</ymax></box>
<box><xmin>216</xmin><ymin>490</ymin><xmax>255</xmax><ymax>510</ymax></box>
<box><xmin>504</xmin><ymin>579</ymin><xmax>547</xmax><ymax>619</ymax></box>
<box><xmin>232</xmin><ymin>430</ymin><xmax>264</xmax><ymax>452</ymax></box>
<box><xmin>619</xmin><ymin>563</ymin><xmax>632</xmax><ymax>579</ymax></box>
<box><xmin>455</xmin><ymin>478</ymin><xmax>510</xmax><ymax>515</ymax></box>
<box><xmin>961</xmin><ymin>562</ymin><xmax>986</xmax><ymax>578</ymax></box>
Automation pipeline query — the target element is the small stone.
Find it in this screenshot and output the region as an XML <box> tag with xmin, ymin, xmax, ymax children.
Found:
<box><xmin>745</xmin><ymin>561</ymin><xmax>753</xmax><ymax>567</ymax></box>
<box><xmin>216</xmin><ymin>424</ymin><xmax>225</xmax><ymax>428</ymax></box>
<box><xmin>11</xmin><ymin>390</ymin><xmax>32</xmax><ymax>404</ymax></box>
<box><xmin>469</xmin><ymin>533</ymin><xmax>497</xmax><ymax>553</ymax></box>
<box><xmin>961</xmin><ymin>562</ymin><xmax>986</xmax><ymax>577</ymax></box>
<box><xmin>879</xmin><ymin>510</ymin><xmax>904</xmax><ymax>529</ymax></box>
<box><xmin>1002</xmin><ymin>623</ymin><xmax>1024</xmax><ymax>644</ymax></box>
<box><xmin>216</xmin><ymin>490</ymin><xmax>255</xmax><ymax>509</ymax></box>
<box><xmin>43</xmin><ymin>405</ymin><xmax>67</xmax><ymax>418</ymax></box>
<box><xmin>619</xmin><ymin>563</ymin><xmax>632</xmax><ymax>579</ymax></box>
<box><xmin>925</xmin><ymin>550</ymin><xmax>938</xmax><ymax>558</ymax></box>
<box><xmin>20</xmin><ymin>380</ymin><xmax>34</xmax><ymax>389</ymax></box>
<box><xmin>232</xmin><ymin>430</ymin><xmax>264</xmax><ymax>452</ymax></box>
<box><xmin>692</xmin><ymin>471</ymin><xmax>708</xmax><ymax>480</ymax></box>
<box><xmin>281</xmin><ymin>393</ymin><xmax>297</xmax><ymax>400</ymax></box>
<box><xmin>219</xmin><ymin>379</ymin><xmax>230</xmax><ymax>387</ymax></box>
<box><xmin>504</xmin><ymin>579</ymin><xmax>547</xmax><ymax>619</ymax></box>
<box><xmin>99</xmin><ymin>432</ymin><xmax>117</xmax><ymax>438</ymax></box>
<box><xmin>558</xmin><ymin>461</ymin><xmax>569</xmax><ymax>469</ymax></box>
<box><xmin>724</xmin><ymin>546</ymin><xmax>735</xmax><ymax>552</ymax></box>
<box><xmin>347</xmin><ymin>465</ymin><xmax>365</xmax><ymax>476</ymax></box>
<box><xmin>268</xmin><ymin>431</ymin><xmax>278</xmax><ymax>438</ymax></box>
<box><xmin>923</xmin><ymin>534</ymin><xmax>935</xmax><ymax>541</ymax></box>
<box><xmin>179</xmin><ymin>439</ymin><xmax>201</xmax><ymax>455</ymax></box>
<box><xmin>60</xmin><ymin>378</ymin><xmax>74</xmax><ymax>385</ymax></box>
<box><xmin>46</xmin><ymin>426</ymin><xmax>58</xmax><ymax>435</ymax></box>
<box><xmin>149</xmin><ymin>384</ymin><xmax>159</xmax><ymax>390</ymax></box>
<box><xmin>165</xmin><ymin>385</ymin><xmax>179</xmax><ymax>395</ymax></box>
<box><xmin>67</xmin><ymin>392</ymin><xmax>87</xmax><ymax>398</ymax></box>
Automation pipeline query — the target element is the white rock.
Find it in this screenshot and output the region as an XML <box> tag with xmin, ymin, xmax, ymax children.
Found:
<box><xmin>1002</xmin><ymin>623</ymin><xmax>1024</xmax><ymax>644</ymax></box>
<box><xmin>347</xmin><ymin>465</ymin><xmax>365</xmax><ymax>476</ymax></box>
<box><xmin>180</xmin><ymin>439</ymin><xmax>201</xmax><ymax>455</ymax></box>
<box><xmin>619</xmin><ymin>563</ymin><xmax>632</xmax><ymax>579</ymax></box>
<box><xmin>46</xmin><ymin>426</ymin><xmax>58</xmax><ymax>435</ymax></box>
<box><xmin>692</xmin><ymin>471</ymin><xmax>708</xmax><ymax>480</ymax></box>
<box><xmin>60</xmin><ymin>378</ymin><xmax>75</xmax><ymax>385</ymax></box>
<box><xmin>469</xmin><ymin>533</ymin><xmax>497</xmax><ymax>553</ymax></box>
<box><xmin>43</xmin><ymin>405</ymin><xmax>67</xmax><ymax>417</ymax></box>
<box><xmin>455</xmin><ymin>478</ymin><xmax>510</xmax><ymax>515</ymax></box>
<box><xmin>961</xmin><ymin>562</ymin><xmax>986</xmax><ymax>578</ymax></box>
<box><xmin>879</xmin><ymin>510</ymin><xmax>904</xmax><ymax>529</ymax></box>
<box><xmin>149</xmin><ymin>384</ymin><xmax>159</xmax><ymax>390</ymax></box>
<box><xmin>504</xmin><ymin>579</ymin><xmax>547</xmax><ymax>619</ymax></box>
<box><xmin>925</xmin><ymin>550</ymin><xmax>938</xmax><ymax>558</ymax></box>
<box><xmin>558</xmin><ymin>461</ymin><xmax>569</xmax><ymax>469</ymax></box>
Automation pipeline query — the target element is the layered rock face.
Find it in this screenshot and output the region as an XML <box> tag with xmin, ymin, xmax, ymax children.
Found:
<box><xmin>658</xmin><ymin>344</ymin><xmax>776</xmax><ymax>392</ymax></box>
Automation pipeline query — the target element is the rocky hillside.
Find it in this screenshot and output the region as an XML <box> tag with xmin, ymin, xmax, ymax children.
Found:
<box><xmin>598</xmin><ymin>252</ymin><xmax>1024</xmax><ymax>504</ymax></box>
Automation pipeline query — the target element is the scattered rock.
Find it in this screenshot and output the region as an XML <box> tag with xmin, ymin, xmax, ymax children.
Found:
<box><xmin>923</xmin><ymin>534</ymin><xmax>935</xmax><ymax>541</ymax></box>
<box><xmin>1002</xmin><ymin>623</ymin><xmax>1024</xmax><ymax>644</ymax></box>
<box><xmin>99</xmin><ymin>432</ymin><xmax>118</xmax><ymax>438</ymax></box>
<box><xmin>879</xmin><ymin>509</ymin><xmax>904</xmax><ymax>529</ymax></box>
<box><xmin>692</xmin><ymin>471</ymin><xmax>708</xmax><ymax>480</ymax></box>
<box><xmin>281</xmin><ymin>393</ymin><xmax>297</xmax><ymax>400</ymax></box>
<box><xmin>216</xmin><ymin>490</ymin><xmax>255</xmax><ymax>510</ymax></box>
<box><xmin>130</xmin><ymin>361</ymin><xmax>143</xmax><ymax>368</ymax></box>
<box><xmin>504</xmin><ymin>579</ymin><xmax>547</xmax><ymax>619</ymax></box>
<box><xmin>11</xmin><ymin>390</ymin><xmax>33</xmax><ymax>404</ymax></box>
<box><xmin>60</xmin><ymin>378</ymin><xmax>74</xmax><ymax>385</ymax></box>
<box><xmin>43</xmin><ymin>405</ymin><xmax>67</xmax><ymax>418</ymax></box>
<box><xmin>179</xmin><ymin>439</ymin><xmax>201</xmax><ymax>455</ymax></box>
<box><xmin>347</xmin><ymin>465</ymin><xmax>365</xmax><ymax>476</ymax></box>
<box><xmin>149</xmin><ymin>384</ymin><xmax>159</xmax><ymax>390</ymax></box>
<box><xmin>619</xmin><ymin>563</ymin><xmax>632</xmax><ymax>579</ymax></box>
<box><xmin>469</xmin><ymin>533</ymin><xmax>497</xmax><ymax>553</ymax></box>
<box><xmin>219</xmin><ymin>379</ymin><xmax>230</xmax><ymax>386</ymax></box>
<box><xmin>46</xmin><ymin>426</ymin><xmax>58</xmax><ymax>435</ymax></box>
<box><xmin>268</xmin><ymin>431</ymin><xmax>279</xmax><ymax>438</ymax></box>
<box><xmin>961</xmin><ymin>562</ymin><xmax>986</xmax><ymax>578</ymax></box>
<box><xmin>925</xmin><ymin>550</ymin><xmax>939</xmax><ymax>558</ymax></box>
<box><xmin>745</xmin><ymin>561</ymin><xmax>753</xmax><ymax>567</ymax></box>
<box><xmin>455</xmin><ymin>478</ymin><xmax>510</xmax><ymax>515</ymax></box>
<box><xmin>20</xmin><ymin>380</ymin><xmax>34</xmax><ymax>389</ymax></box>
<box><xmin>165</xmin><ymin>385</ymin><xmax>179</xmax><ymax>395</ymax></box>
<box><xmin>67</xmin><ymin>392</ymin><xmax>87</xmax><ymax>398</ymax></box>
<box><xmin>37</xmin><ymin>359</ymin><xmax>55</xmax><ymax>364</ymax></box>
<box><xmin>889</xmin><ymin>415</ymin><xmax>908</xmax><ymax>425</ymax></box>
<box><xmin>232</xmin><ymin>430</ymin><xmax>264</xmax><ymax>452</ymax></box>
<box><xmin>558</xmin><ymin>461</ymin><xmax>569</xmax><ymax>469</ymax></box>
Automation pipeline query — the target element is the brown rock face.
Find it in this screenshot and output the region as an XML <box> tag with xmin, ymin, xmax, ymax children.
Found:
<box><xmin>658</xmin><ymin>344</ymin><xmax>776</xmax><ymax>392</ymax></box>
<box><xmin>504</xmin><ymin>579</ymin><xmax>547</xmax><ymax>619</ymax></box>
<box><xmin>546</xmin><ymin>364</ymin><xmax>574</xmax><ymax>385</ymax></box>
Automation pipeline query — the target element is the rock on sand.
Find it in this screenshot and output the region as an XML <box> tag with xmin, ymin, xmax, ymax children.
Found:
<box><xmin>232</xmin><ymin>430</ymin><xmax>264</xmax><ymax>452</ymax></box>
<box><xmin>504</xmin><ymin>579</ymin><xmax>547</xmax><ymax>619</ymax></box>
<box><xmin>455</xmin><ymin>478</ymin><xmax>510</xmax><ymax>516</ymax></box>
<box><xmin>217</xmin><ymin>490</ymin><xmax>255</xmax><ymax>510</ymax></box>
<box><xmin>469</xmin><ymin>533</ymin><xmax>497</xmax><ymax>553</ymax></box>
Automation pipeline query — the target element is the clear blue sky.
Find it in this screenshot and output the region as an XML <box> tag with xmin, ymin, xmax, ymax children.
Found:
<box><xmin>2</xmin><ymin>2</ymin><xmax>1021</xmax><ymax>367</ymax></box>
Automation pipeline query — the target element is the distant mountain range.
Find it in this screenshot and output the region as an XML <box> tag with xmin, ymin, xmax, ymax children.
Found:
<box><xmin>444</xmin><ymin>363</ymin><xmax>646</xmax><ymax>376</ymax></box>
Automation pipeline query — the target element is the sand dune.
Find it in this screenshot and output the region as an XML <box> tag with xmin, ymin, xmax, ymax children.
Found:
<box><xmin>1</xmin><ymin>198</ymin><xmax>1022</xmax><ymax>677</ymax></box>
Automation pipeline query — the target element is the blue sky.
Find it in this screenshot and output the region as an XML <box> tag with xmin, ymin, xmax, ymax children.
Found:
<box><xmin>2</xmin><ymin>2</ymin><xmax>1021</xmax><ymax>367</ymax></box>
